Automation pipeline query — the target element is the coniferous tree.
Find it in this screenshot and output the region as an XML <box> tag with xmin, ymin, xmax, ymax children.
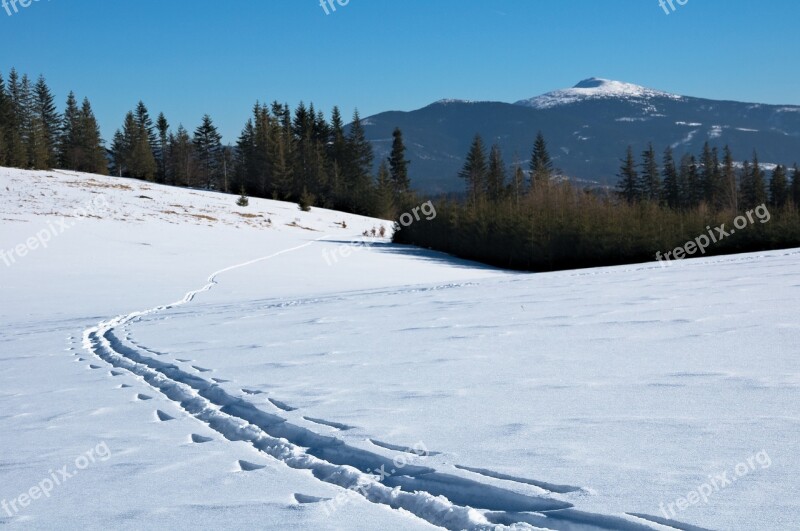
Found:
<box><xmin>344</xmin><ymin>110</ymin><xmax>374</xmax><ymax>212</ymax></box>
<box><xmin>0</xmin><ymin>73</ymin><xmax>8</xmax><ymax>165</ymax></box>
<box><xmin>721</xmin><ymin>146</ymin><xmax>738</xmax><ymax>212</ymax></box>
<box><xmin>740</xmin><ymin>152</ymin><xmax>767</xmax><ymax>208</ymax></box>
<box><xmin>530</xmin><ymin>131</ymin><xmax>553</xmax><ymax>188</ymax></box>
<box><xmin>508</xmin><ymin>157</ymin><xmax>526</xmax><ymax>209</ymax></box>
<box><xmin>768</xmin><ymin>164</ymin><xmax>789</xmax><ymax>208</ymax></box>
<box><xmin>134</xmin><ymin>101</ymin><xmax>157</xmax><ymax>154</ymax></box>
<box><xmin>792</xmin><ymin>164</ymin><xmax>800</xmax><ymax>207</ymax></box>
<box><xmin>235</xmin><ymin>117</ymin><xmax>256</xmax><ymax>193</ymax></box>
<box><xmin>460</xmin><ymin>134</ymin><xmax>488</xmax><ymax>204</ymax></box>
<box><xmin>156</xmin><ymin>112</ymin><xmax>169</xmax><ymax>182</ymax></box>
<box><xmin>6</xmin><ymin>69</ymin><xmax>27</xmax><ymax>167</ymax></box>
<box><xmin>130</xmin><ymin>119</ymin><xmax>157</xmax><ymax>181</ymax></box>
<box><xmin>192</xmin><ymin>114</ymin><xmax>222</xmax><ymax>189</ymax></box>
<box><xmin>677</xmin><ymin>154</ymin><xmax>693</xmax><ymax>210</ymax></box>
<box><xmin>661</xmin><ymin>147</ymin><xmax>680</xmax><ymax>209</ymax></box>
<box><xmin>685</xmin><ymin>155</ymin><xmax>702</xmax><ymax>208</ymax></box>
<box><xmin>486</xmin><ymin>144</ymin><xmax>507</xmax><ymax>202</ymax></box>
<box><xmin>388</xmin><ymin>127</ymin><xmax>411</xmax><ymax>200</ymax></box>
<box><xmin>169</xmin><ymin>125</ymin><xmax>192</xmax><ymax>187</ymax></box>
<box><xmin>74</xmin><ymin>97</ymin><xmax>107</xmax><ymax>174</ymax></box>
<box><xmin>59</xmin><ymin>91</ymin><xmax>80</xmax><ymax>169</ymax></box>
<box><xmin>32</xmin><ymin>75</ymin><xmax>60</xmax><ymax>168</ymax></box>
<box><xmin>639</xmin><ymin>143</ymin><xmax>661</xmax><ymax>202</ymax></box>
<box><xmin>699</xmin><ymin>142</ymin><xmax>717</xmax><ymax>206</ymax></box>
<box><xmin>110</xmin><ymin>129</ymin><xmax>126</xmax><ymax>176</ymax></box>
<box><xmin>617</xmin><ymin>146</ymin><xmax>639</xmax><ymax>204</ymax></box>
<box><xmin>18</xmin><ymin>74</ymin><xmax>38</xmax><ymax>167</ymax></box>
<box><xmin>374</xmin><ymin>160</ymin><xmax>395</xmax><ymax>218</ymax></box>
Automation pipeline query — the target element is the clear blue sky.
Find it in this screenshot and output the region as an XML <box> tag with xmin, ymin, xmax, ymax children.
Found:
<box><xmin>2</xmin><ymin>0</ymin><xmax>798</xmax><ymax>143</ymax></box>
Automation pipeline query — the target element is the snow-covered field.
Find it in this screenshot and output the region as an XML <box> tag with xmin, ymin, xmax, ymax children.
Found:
<box><xmin>1</xmin><ymin>167</ymin><xmax>798</xmax><ymax>530</ymax></box>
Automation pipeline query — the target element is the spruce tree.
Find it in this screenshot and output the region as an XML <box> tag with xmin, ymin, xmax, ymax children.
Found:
<box><xmin>617</xmin><ymin>146</ymin><xmax>639</xmax><ymax>204</ymax></box>
<box><xmin>460</xmin><ymin>134</ymin><xmax>488</xmax><ymax>204</ymax></box>
<box><xmin>388</xmin><ymin>127</ymin><xmax>411</xmax><ymax>199</ymax></box>
<box><xmin>6</xmin><ymin>69</ymin><xmax>27</xmax><ymax>167</ymax></box>
<box><xmin>134</xmin><ymin>101</ymin><xmax>157</xmax><ymax>154</ymax></box>
<box><xmin>169</xmin><ymin>125</ymin><xmax>192</xmax><ymax>187</ymax></box>
<box><xmin>0</xmin><ymin>73</ymin><xmax>7</xmax><ymax>165</ymax></box>
<box><xmin>639</xmin><ymin>143</ymin><xmax>661</xmax><ymax>202</ymax></box>
<box><xmin>530</xmin><ymin>131</ymin><xmax>553</xmax><ymax>188</ymax></box>
<box><xmin>768</xmin><ymin>164</ymin><xmax>789</xmax><ymax>208</ymax></box>
<box><xmin>721</xmin><ymin>146</ymin><xmax>738</xmax><ymax>212</ymax></box>
<box><xmin>486</xmin><ymin>144</ymin><xmax>507</xmax><ymax>201</ymax></box>
<box><xmin>508</xmin><ymin>158</ymin><xmax>526</xmax><ymax>209</ymax></box>
<box><xmin>685</xmin><ymin>155</ymin><xmax>702</xmax><ymax>208</ymax></box>
<box><xmin>75</xmin><ymin>97</ymin><xmax>107</xmax><ymax>174</ymax></box>
<box><xmin>661</xmin><ymin>146</ymin><xmax>680</xmax><ymax>208</ymax></box>
<box><xmin>738</xmin><ymin>153</ymin><xmax>767</xmax><ymax>210</ymax></box>
<box><xmin>156</xmin><ymin>113</ymin><xmax>169</xmax><ymax>182</ymax></box>
<box><xmin>110</xmin><ymin>129</ymin><xmax>126</xmax><ymax>176</ymax></box>
<box><xmin>677</xmin><ymin>154</ymin><xmax>692</xmax><ymax>210</ymax></box>
<box><xmin>192</xmin><ymin>114</ymin><xmax>222</xmax><ymax>189</ymax></box>
<box><xmin>59</xmin><ymin>91</ymin><xmax>80</xmax><ymax>169</ymax></box>
<box><xmin>792</xmin><ymin>164</ymin><xmax>800</xmax><ymax>207</ymax></box>
<box><xmin>374</xmin><ymin>160</ymin><xmax>396</xmax><ymax>219</ymax></box>
<box><xmin>33</xmin><ymin>75</ymin><xmax>60</xmax><ymax>168</ymax></box>
<box><xmin>344</xmin><ymin>110</ymin><xmax>374</xmax><ymax>211</ymax></box>
<box><xmin>699</xmin><ymin>142</ymin><xmax>717</xmax><ymax>205</ymax></box>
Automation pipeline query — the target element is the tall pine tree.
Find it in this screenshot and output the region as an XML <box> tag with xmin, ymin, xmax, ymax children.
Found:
<box><xmin>617</xmin><ymin>146</ymin><xmax>639</xmax><ymax>204</ymax></box>
<box><xmin>530</xmin><ymin>131</ymin><xmax>553</xmax><ymax>188</ymax></box>
<box><xmin>460</xmin><ymin>135</ymin><xmax>488</xmax><ymax>204</ymax></box>
<box><xmin>388</xmin><ymin>127</ymin><xmax>411</xmax><ymax>201</ymax></box>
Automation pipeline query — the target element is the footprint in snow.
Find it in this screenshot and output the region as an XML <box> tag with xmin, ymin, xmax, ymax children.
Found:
<box><xmin>191</xmin><ymin>434</ymin><xmax>213</xmax><ymax>443</ymax></box>
<box><xmin>192</xmin><ymin>366</ymin><xmax>212</xmax><ymax>373</ymax></box>
<box><xmin>294</xmin><ymin>493</ymin><xmax>332</xmax><ymax>504</ymax></box>
<box><xmin>237</xmin><ymin>460</ymin><xmax>266</xmax><ymax>472</ymax></box>
<box><xmin>155</xmin><ymin>410</ymin><xmax>175</xmax><ymax>422</ymax></box>
<box><xmin>136</xmin><ymin>394</ymin><xmax>153</xmax><ymax>401</ymax></box>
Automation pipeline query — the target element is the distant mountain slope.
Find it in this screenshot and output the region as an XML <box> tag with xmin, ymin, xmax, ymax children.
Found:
<box><xmin>361</xmin><ymin>78</ymin><xmax>800</xmax><ymax>193</ymax></box>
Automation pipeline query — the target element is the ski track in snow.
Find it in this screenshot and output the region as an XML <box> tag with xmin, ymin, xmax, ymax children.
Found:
<box><xmin>81</xmin><ymin>236</ymin><xmax>706</xmax><ymax>531</ymax></box>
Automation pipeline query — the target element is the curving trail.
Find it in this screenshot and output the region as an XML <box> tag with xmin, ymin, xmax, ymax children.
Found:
<box><xmin>82</xmin><ymin>236</ymin><xmax>705</xmax><ymax>531</ymax></box>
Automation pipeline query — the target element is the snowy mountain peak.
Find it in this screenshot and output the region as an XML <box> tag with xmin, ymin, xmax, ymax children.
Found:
<box><xmin>516</xmin><ymin>78</ymin><xmax>684</xmax><ymax>109</ymax></box>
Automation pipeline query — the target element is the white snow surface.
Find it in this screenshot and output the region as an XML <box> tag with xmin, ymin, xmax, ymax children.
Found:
<box><xmin>517</xmin><ymin>78</ymin><xmax>685</xmax><ymax>110</ymax></box>
<box><xmin>1</xmin><ymin>167</ymin><xmax>799</xmax><ymax>530</ymax></box>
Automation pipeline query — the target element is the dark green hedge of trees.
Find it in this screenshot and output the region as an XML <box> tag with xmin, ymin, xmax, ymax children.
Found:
<box><xmin>394</xmin><ymin>135</ymin><xmax>800</xmax><ymax>271</ymax></box>
<box><xmin>0</xmin><ymin>68</ymin><xmax>413</xmax><ymax>220</ymax></box>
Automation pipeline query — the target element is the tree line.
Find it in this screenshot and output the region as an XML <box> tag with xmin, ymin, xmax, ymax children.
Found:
<box><xmin>0</xmin><ymin>69</ymin><xmax>106</xmax><ymax>174</ymax></box>
<box><xmin>394</xmin><ymin>133</ymin><xmax>800</xmax><ymax>271</ymax></box>
<box><xmin>0</xmin><ymin>68</ymin><xmax>415</xmax><ymax>220</ymax></box>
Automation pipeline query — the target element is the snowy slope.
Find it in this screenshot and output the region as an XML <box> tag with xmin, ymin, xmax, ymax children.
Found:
<box><xmin>1</xmin><ymin>167</ymin><xmax>799</xmax><ymax>530</ymax></box>
<box><xmin>515</xmin><ymin>78</ymin><xmax>685</xmax><ymax>110</ymax></box>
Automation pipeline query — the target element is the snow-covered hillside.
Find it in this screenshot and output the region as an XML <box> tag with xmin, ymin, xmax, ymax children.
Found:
<box><xmin>1</xmin><ymin>167</ymin><xmax>798</xmax><ymax>530</ymax></box>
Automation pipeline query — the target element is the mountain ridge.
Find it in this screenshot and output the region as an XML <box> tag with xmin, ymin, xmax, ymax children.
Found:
<box><xmin>360</xmin><ymin>79</ymin><xmax>800</xmax><ymax>193</ymax></box>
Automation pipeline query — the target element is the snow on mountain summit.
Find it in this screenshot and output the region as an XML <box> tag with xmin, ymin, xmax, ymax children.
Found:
<box><xmin>516</xmin><ymin>77</ymin><xmax>684</xmax><ymax>109</ymax></box>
